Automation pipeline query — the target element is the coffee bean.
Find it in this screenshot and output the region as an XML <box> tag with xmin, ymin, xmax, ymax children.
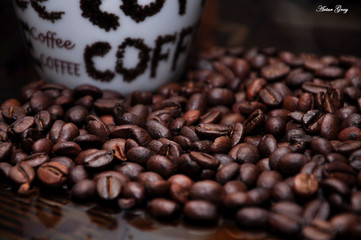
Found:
<box><xmin>70</xmin><ymin>165</ymin><xmax>88</xmax><ymax>183</ymax></box>
<box><xmin>278</xmin><ymin>153</ymin><xmax>307</xmax><ymax>175</ymax></box>
<box><xmin>31</xmin><ymin>138</ymin><xmax>53</xmax><ymax>155</ymax></box>
<box><xmin>37</xmin><ymin>161</ymin><xmax>68</xmax><ymax>187</ymax></box>
<box><xmin>257</xmin><ymin>171</ymin><xmax>282</xmax><ymax>189</ymax></box>
<box><xmin>258</xmin><ymin>134</ymin><xmax>277</xmax><ymax>157</ymax></box>
<box><xmin>330</xmin><ymin>213</ymin><xmax>358</xmax><ymax>236</ymax></box>
<box><xmin>195</xmin><ymin>123</ymin><xmax>230</xmax><ymax>140</ymax></box>
<box><xmin>0</xmin><ymin>142</ymin><xmax>13</xmax><ymax>161</ymax></box>
<box><xmin>236</xmin><ymin>207</ymin><xmax>269</xmax><ymax>228</ymax></box>
<box><xmin>71</xmin><ymin>179</ymin><xmax>96</xmax><ymax>199</ymax></box>
<box><xmin>23</xmin><ymin>153</ymin><xmax>49</xmax><ymax>168</ymax></box>
<box><xmin>96</xmin><ymin>174</ymin><xmax>122</xmax><ymax>200</ymax></box>
<box><xmin>294</xmin><ymin>173</ymin><xmax>319</xmax><ymax>197</ymax></box>
<box><xmin>235</xmin><ymin>143</ymin><xmax>260</xmax><ymax>164</ymax></box>
<box><xmin>53</xmin><ymin>141</ymin><xmax>82</xmax><ymax>157</ymax></box>
<box><xmin>303</xmin><ymin>199</ymin><xmax>331</xmax><ymax>225</ymax></box>
<box><xmin>238</xmin><ymin>163</ymin><xmax>261</xmax><ymax>187</ymax></box>
<box><xmin>183</xmin><ymin>200</ymin><xmax>218</xmax><ymax>224</ymax></box>
<box><xmin>208</xmin><ymin>88</ymin><xmax>235</xmax><ymax>106</ymax></box>
<box><xmin>261</xmin><ymin>63</ymin><xmax>290</xmax><ymax>81</ymax></box>
<box><xmin>115</xmin><ymin>162</ymin><xmax>144</xmax><ymax>181</ymax></box>
<box><xmin>189</xmin><ymin>180</ymin><xmax>225</xmax><ymax>205</ymax></box>
<box><xmin>8</xmin><ymin>163</ymin><xmax>35</xmax><ymax>185</ymax></box>
<box><xmin>302</xmin><ymin>219</ymin><xmax>335</xmax><ymax>240</ymax></box>
<box><xmin>58</xmin><ymin>123</ymin><xmax>79</xmax><ymax>142</ymax></box>
<box><xmin>126</xmin><ymin>146</ymin><xmax>154</xmax><ymax>166</ymax></box>
<box><xmin>216</xmin><ymin>162</ymin><xmax>240</xmax><ymax>184</ymax></box>
<box><xmin>83</xmin><ymin>150</ymin><xmax>114</xmax><ymax>170</ymax></box>
<box><xmin>247</xmin><ymin>187</ymin><xmax>271</xmax><ymax>206</ymax></box>
<box><xmin>259</xmin><ymin>86</ymin><xmax>283</xmax><ymax>106</ymax></box>
<box><xmin>65</xmin><ymin>106</ymin><xmax>88</xmax><ymax>126</ymax></box>
<box><xmin>149</xmin><ymin>198</ymin><xmax>180</xmax><ymax>219</ymax></box>
<box><xmin>272</xmin><ymin>181</ymin><xmax>294</xmax><ymax>202</ymax></box>
<box><xmin>190</xmin><ymin>151</ymin><xmax>220</xmax><ymax>170</ymax></box>
<box><xmin>146</xmin><ymin>155</ymin><xmax>175</xmax><ymax>179</ymax></box>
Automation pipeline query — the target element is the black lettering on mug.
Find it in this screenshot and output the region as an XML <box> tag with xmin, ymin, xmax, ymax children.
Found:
<box><xmin>84</xmin><ymin>42</ymin><xmax>115</xmax><ymax>82</ymax></box>
<box><xmin>15</xmin><ymin>0</ymin><xmax>29</xmax><ymax>10</ymax></box>
<box><xmin>30</xmin><ymin>0</ymin><xmax>65</xmax><ymax>23</ymax></box>
<box><xmin>178</xmin><ymin>0</ymin><xmax>187</xmax><ymax>15</ymax></box>
<box><xmin>80</xmin><ymin>0</ymin><xmax>120</xmax><ymax>32</ymax></box>
<box><xmin>151</xmin><ymin>33</ymin><xmax>177</xmax><ymax>78</ymax></box>
<box><xmin>115</xmin><ymin>38</ymin><xmax>151</xmax><ymax>82</ymax></box>
<box><xmin>172</xmin><ymin>26</ymin><xmax>193</xmax><ymax>70</ymax></box>
<box><xmin>120</xmin><ymin>0</ymin><xmax>166</xmax><ymax>23</ymax></box>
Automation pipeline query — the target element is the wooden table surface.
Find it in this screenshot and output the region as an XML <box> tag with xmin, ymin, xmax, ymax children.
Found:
<box><xmin>1</xmin><ymin>1</ymin><xmax>361</xmax><ymax>239</ymax></box>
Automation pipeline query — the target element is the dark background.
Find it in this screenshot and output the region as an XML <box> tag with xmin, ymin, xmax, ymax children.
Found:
<box><xmin>1</xmin><ymin>0</ymin><xmax>361</xmax><ymax>102</ymax></box>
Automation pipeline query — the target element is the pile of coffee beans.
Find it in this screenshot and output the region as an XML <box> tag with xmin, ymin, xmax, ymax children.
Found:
<box><xmin>1</xmin><ymin>46</ymin><xmax>361</xmax><ymax>239</ymax></box>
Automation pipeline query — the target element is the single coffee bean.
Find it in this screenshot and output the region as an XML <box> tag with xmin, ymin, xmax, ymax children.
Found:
<box><xmin>293</xmin><ymin>173</ymin><xmax>319</xmax><ymax>197</ymax></box>
<box><xmin>85</xmin><ymin>115</ymin><xmax>109</xmax><ymax>143</ymax></box>
<box><xmin>278</xmin><ymin>153</ymin><xmax>307</xmax><ymax>175</ymax></box>
<box><xmin>247</xmin><ymin>187</ymin><xmax>271</xmax><ymax>206</ymax></box>
<box><xmin>235</xmin><ymin>143</ymin><xmax>260</xmax><ymax>164</ymax></box>
<box><xmin>189</xmin><ymin>180</ymin><xmax>225</xmax><ymax>205</ymax></box>
<box><xmin>96</xmin><ymin>174</ymin><xmax>122</xmax><ymax>200</ymax></box>
<box><xmin>302</xmin><ymin>219</ymin><xmax>335</xmax><ymax>240</ymax></box>
<box><xmin>51</xmin><ymin>156</ymin><xmax>75</xmax><ymax>170</ymax></box>
<box><xmin>259</xmin><ymin>85</ymin><xmax>283</xmax><ymax>106</ymax></box>
<box><xmin>238</xmin><ymin>163</ymin><xmax>261</xmax><ymax>187</ymax></box>
<box><xmin>177</xmin><ymin>154</ymin><xmax>201</xmax><ymax>179</ymax></box>
<box><xmin>236</xmin><ymin>207</ymin><xmax>269</xmax><ymax>228</ymax></box>
<box><xmin>58</xmin><ymin>123</ymin><xmax>79</xmax><ymax>142</ymax></box>
<box><xmin>71</xmin><ymin>179</ymin><xmax>96</xmax><ymax>199</ymax></box>
<box><xmin>8</xmin><ymin>163</ymin><xmax>35</xmax><ymax>185</ymax></box>
<box><xmin>149</xmin><ymin>198</ymin><xmax>180</xmax><ymax>219</ymax></box>
<box><xmin>256</xmin><ymin>171</ymin><xmax>283</xmax><ymax>189</ymax></box>
<box><xmin>0</xmin><ymin>142</ymin><xmax>13</xmax><ymax>161</ymax></box>
<box><xmin>272</xmin><ymin>181</ymin><xmax>294</xmax><ymax>202</ymax></box>
<box><xmin>183</xmin><ymin>200</ymin><xmax>218</xmax><ymax>224</ymax></box>
<box><xmin>303</xmin><ymin>199</ymin><xmax>330</xmax><ymax>225</ymax></box>
<box><xmin>195</xmin><ymin>123</ymin><xmax>230</xmax><ymax>140</ymax></box>
<box><xmin>31</xmin><ymin>138</ymin><xmax>53</xmax><ymax>155</ymax></box>
<box><xmin>261</xmin><ymin>63</ymin><xmax>290</xmax><ymax>81</ymax></box>
<box><xmin>126</xmin><ymin>146</ymin><xmax>154</xmax><ymax>166</ymax></box>
<box><xmin>146</xmin><ymin>155</ymin><xmax>175</xmax><ymax>179</ymax></box>
<box><xmin>223</xmin><ymin>180</ymin><xmax>247</xmax><ymax>194</ymax></box>
<box><xmin>258</xmin><ymin>134</ymin><xmax>277</xmax><ymax>157</ymax></box>
<box><xmin>244</xmin><ymin>109</ymin><xmax>266</xmax><ymax>134</ymax></box>
<box><xmin>37</xmin><ymin>161</ymin><xmax>69</xmax><ymax>187</ymax></box>
<box><xmin>268</xmin><ymin>213</ymin><xmax>300</xmax><ymax>235</ymax></box>
<box><xmin>65</xmin><ymin>106</ymin><xmax>89</xmax><ymax>126</ymax></box>
<box><xmin>53</xmin><ymin>141</ymin><xmax>82</xmax><ymax>157</ymax></box>
<box><xmin>83</xmin><ymin>150</ymin><xmax>114</xmax><ymax>170</ymax></box>
<box><xmin>330</xmin><ymin>213</ymin><xmax>358</xmax><ymax>236</ymax></box>
<box><xmin>190</xmin><ymin>151</ymin><xmax>220</xmax><ymax>170</ymax></box>
<box><xmin>115</xmin><ymin>162</ymin><xmax>144</xmax><ymax>181</ymax></box>
<box><xmin>215</xmin><ymin>162</ymin><xmax>240</xmax><ymax>184</ymax></box>
<box><xmin>23</xmin><ymin>153</ymin><xmax>50</xmax><ymax>168</ymax></box>
<box><xmin>70</xmin><ymin>165</ymin><xmax>88</xmax><ymax>183</ymax></box>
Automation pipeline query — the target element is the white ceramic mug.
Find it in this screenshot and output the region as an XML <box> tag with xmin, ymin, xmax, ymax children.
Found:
<box><xmin>13</xmin><ymin>0</ymin><xmax>206</xmax><ymax>94</ymax></box>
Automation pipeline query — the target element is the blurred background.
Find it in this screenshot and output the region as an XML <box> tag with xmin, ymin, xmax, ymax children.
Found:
<box><xmin>1</xmin><ymin>0</ymin><xmax>361</xmax><ymax>101</ymax></box>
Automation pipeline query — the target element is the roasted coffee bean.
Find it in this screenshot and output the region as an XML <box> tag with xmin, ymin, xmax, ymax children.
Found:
<box><xmin>303</xmin><ymin>199</ymin><xmax>331</xmax><ymax>225</ymax></box>
<box><xmin>238</xmin><ymin>163</ymin><xmax>261</xmax><ymax>187</ymax></box>
<box><xmin>208</xmin><ymin>88</ymin><xmax>235</xmax><ymax>106</ymax></box>
<box><xmin>51</xmin><ymin>156</ymin><xmax>75</xmax><ymax>170</ymax></box>
<box><xmin>190</xmin><ymin>151</ymin><xmax>220</xmax><ymax>170</ymax></box>
<box><xmin>258</xmin><ymin>134</ymin><xmax>277</xmax><ymax>157</ymax></box>
<box><xmin>146</xmin><ymin>155</ymin><xmax>175</xmax><ymax>179</ymax></box>
<box><xmin>96</xmin><ymin>174</ymin><xmax>122</xmax><ymax>200</ymax></box>
<box><xmin>183</xmin><ymin>200</ymin><xmax>218</xmax><ymax>224</ymax></box>
<box><xmin>191</xmin><ymin>140</ymin><xmax>212</xmax><ymax>153</ymax></box>
<box><xmin>265</xmin><ymin>116</ymin><xmax>286</xmax><ymax>138</ymax></box>
<box><xmin>85</xmin><ymin>115</ymin><xmax>109</xmax><ymax>143</ymax></box>
<box><xmin>115</xmin><ymin>162</ymin><xmax>144</xmax><ymax>181</ymax></box>
<box><xmin>65</xmin><ymin>106</ymin><xmax>88</xmax><ymax>126</ymax></box>
<box><xmin>216</xmin><ymin>162</ymin><xmax>240</xmax><ymax>184</ymax></box>
<box><xmin>244</xmin><ymin>109</ymin><xmax>265</xmax><ymax>134</ymax></box>
<box><xmin>189</xmin><ymin>180</ymin><xmax>225</xmax><ymax>205</ymax></box>
<box><xmin>0</xmin><ymin>162</ymin><xmax>12</xmax><ymax>178</ymax></box>
<box><xmin>10</xmin><ymin>116</ymin><xmax>35</xmax><ymax>135</ymax></box>
<box><xmin>37</xmin><ymin>161</ymin><xmax>69</xmax><ymax>187</ymax></box>
<box><xmin>8</xmin><ymin>163</ymin><xmax>35</xmax><ymax>185</ymax></box>
<box><xmin>257</xmin><ymin>171</ymin><xmax>282</xmax><ymax>189</ymax></box>
<box><xmin>149</xmin><ymin>198</ymin><xmax>180</xmax><ymax>219</ymax></box>
<box><xmin>110</xmin><ymin>125</ymin><xmax>152</xmax><ymax>146</ymax></box>
<box><xmin>82</xmin><ymin>150</ymin><xmax>114</xmax><ymax>170</ymax></box>
<box><xmin>126</xmin><ymin>146</ymin><xmax>154</xmax><ymax>166</ymax></box>
<box><xmin>22</xmin><ymin>153</ymin><xmax>49</xmax><ymax>168</ymax></box>
<box><xmin>247</xmin><ymin>187</ymin><xmax>271</xmax><ymax>206</ymax></box>
<box><xmin>330</xmin><ymin>213</ymin><xmax>358</xmax><ymax>236</ymax></box>
<box><xmin>195</xmin><ymin>123</ymin><xmax>230</xmax><ymax>140</ymax></box>
<box><xmin>236</xmin><ymin>207</ymin><xmax>269</xmax><ymax>228</ymax></box>
<box><xmin>70</xmin><ymin>165</ymin><xmax>88</xmax><ymax>183</ymax></box>
<box><xmin>177</xmin><ymin>154</ymin><xmax>201</xmax><ymax>178</ymax></box>
<box><xmin>272</xmin><ymin>181</ymin><xmax>294</xmax><ymax>202</ymax></box>
<box><xmin>223</xmin><ymin>180</ymin><xmax>247</xmax><ymax>194</ymax></box>
<box><xmin>53</xmin><ymin>141</ymin><xmax>82</xmax><ymax>157</ymax></box>
<box><xmin>71</xmin><ymin>179</ymin><xmax>96</xmax><ymax>199</ymax></box>
<box><xmin>0</xmin><ymin>142</ymin><xmax>13</xmax><ymax>161</ymax></box>
<box><xmin>31</xmin><ymin>138</ymin><xmax>53</xmax><ymax>155</ymax></box>
<box><xmin>235</xmin><ymin>143</ymin><xmax>260</xmax><ymax>164</ymax></box>
<box><xmin>261</xmin><ymin>63</ymin><xmax>290</xmax><ymax>81</ymax></box>
<box><xmin>259</xmin><ymin>86</ymin><xmax>283</xmax><ymax>106</ymax></box>
<box><xmin>311</xmin><ymin>137</ymin><xmax>333</xmax><ymax>155</ymax></box>
<box><xmin>302</xmin><ymin>219</ymin><xmax>335</xmax><ymax>240</ymax></box>
<box><xmin>278</xmin><ymin>153</ymin><xmax>307</xmax><ymax>175</ymax></box>
<box><xmin>58</xmin><ymin>123</ymin><xmax>79</xmax><ymax>142</ymax></box>
<box><xmin>294</xmin><ymin>173</ymin><xmax>319</xmax><ymax>197</ymax></box>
